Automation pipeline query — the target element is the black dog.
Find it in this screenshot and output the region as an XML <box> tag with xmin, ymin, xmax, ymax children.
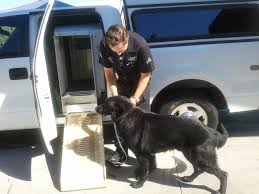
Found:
<box><xmin>96</xmin><ymin>96</ymin><xmax>228</xmax><ymax>194</ymax></box>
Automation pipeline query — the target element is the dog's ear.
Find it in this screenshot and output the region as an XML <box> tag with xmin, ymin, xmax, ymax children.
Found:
<box><xmin>110</xmin><ymin>102</ymin><xmax>124</xmax><ymax>121</ymax></box>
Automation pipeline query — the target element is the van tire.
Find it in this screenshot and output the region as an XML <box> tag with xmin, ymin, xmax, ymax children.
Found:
<box><xmin>159</xmin><ymin>93</ymin><xmax>219</xmax><ymax>129</ymax></box>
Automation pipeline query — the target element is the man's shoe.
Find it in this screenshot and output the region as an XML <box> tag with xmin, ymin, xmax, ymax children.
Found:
<box><xmin>107</xmin><ymin>150</ymin><xmax>127</xmax><ymax>166</ymax></box>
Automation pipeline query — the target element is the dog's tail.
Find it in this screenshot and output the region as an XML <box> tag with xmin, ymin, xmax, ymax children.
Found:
<box><xmin>216</xmin><ymin>122</ymin><xmax>229</xmax><ymax>148</ymax></box>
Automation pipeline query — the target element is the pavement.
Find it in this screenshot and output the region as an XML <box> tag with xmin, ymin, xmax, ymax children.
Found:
<box><xmin>0</xmin><ymin>110</ymin><xmax>259</xmax><ymax>194</ymax></box>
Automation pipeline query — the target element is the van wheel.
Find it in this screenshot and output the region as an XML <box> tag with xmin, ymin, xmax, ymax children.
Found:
<box><xmin>159</xmin><ymin>94</ymin><xmax>219</xmax><ymax>129</ymax></box>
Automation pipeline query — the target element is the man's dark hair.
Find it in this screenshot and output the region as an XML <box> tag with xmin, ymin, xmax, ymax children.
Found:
<box><xmin>105</xmin><ymin>24</ymin><xmax>129</xmax><ymax>48</ymax></box>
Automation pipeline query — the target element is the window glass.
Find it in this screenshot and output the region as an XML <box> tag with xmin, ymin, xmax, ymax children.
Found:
<box><xmin>132</xmin><ymin>5</ymin><xmax>259</xmax><ymax>42</ymax></box>
<box><xmin>0</xmin><ymin>15</ymin><xmax>29</xmax><ymax>58</ymax></box>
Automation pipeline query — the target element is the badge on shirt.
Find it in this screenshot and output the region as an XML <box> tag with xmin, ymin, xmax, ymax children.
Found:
<box><xmin>128</xmin><ymin>56</ymin><xmax>137</xmax><ymax>61</ymax></box>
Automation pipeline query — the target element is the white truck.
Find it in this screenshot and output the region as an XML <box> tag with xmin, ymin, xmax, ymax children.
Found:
<box><xmin>0</xmin><ymin>0</ymin><xmax>259</xmax><ymax>153</ymax></box>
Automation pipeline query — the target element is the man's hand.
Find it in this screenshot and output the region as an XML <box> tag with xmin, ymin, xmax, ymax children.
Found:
<box><xmin>110</xmin><ymin>85</ymin><xmax>118</xmax><ymax>96</ymax></box>
<box><xmin>130</xmin><ymin>96</ymin><xmax>139</xmax><ymax>106</ymax></box>
<box><xmin>132</xmin><ymin>72</ymin><xmax>150</xmax><ymax>105</ymax></box>
<box><xmin>104</xmin><ymin>67</ymin><xmax>118</xmax><ymax>96</ymax></box>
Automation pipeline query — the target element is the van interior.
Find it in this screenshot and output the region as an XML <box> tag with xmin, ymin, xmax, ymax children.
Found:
<box><xmin>43</xmin><ymin>11</ymin><xmax>106</xmax><ymax>116</ymax></box>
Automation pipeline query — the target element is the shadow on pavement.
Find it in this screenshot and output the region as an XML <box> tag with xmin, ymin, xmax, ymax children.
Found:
<box><xmin>0</xmin><ymin>129</ymin><xmax>43</xmax><ymax>181</ymax></box>
<box><xmin>43</xmin><ymin>127</ymin><xmax>63</xmax><ymax>191</ymax></box>
<box><xmin>105</xmin><ymin>147</ymin><xmax>216</xmax><ymax>193</ymax></box>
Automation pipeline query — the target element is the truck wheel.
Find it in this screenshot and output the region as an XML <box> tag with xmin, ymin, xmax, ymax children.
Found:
<box><xmin>159</xmin><ymin>94</ymin><xmax>219</xmax><ymax>129</ymax></box>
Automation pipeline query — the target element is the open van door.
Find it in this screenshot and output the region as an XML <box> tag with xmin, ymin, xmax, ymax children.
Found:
<box><xmin>32</xmin><ymin>0</ymin><xmax>56</xmax><ymax>154</ymax></box>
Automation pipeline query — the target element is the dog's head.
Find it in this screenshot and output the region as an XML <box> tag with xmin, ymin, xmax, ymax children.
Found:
<box><xmin>95</xmin><ymin>96</ymin><xmax>133</xmax><ymax>120</ymax></box>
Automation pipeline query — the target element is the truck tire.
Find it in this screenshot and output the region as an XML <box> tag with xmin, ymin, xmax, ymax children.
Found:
<box><xmin>159</xmin><ymin>93</ymin><xmax>219</xmax><ymax>129</ymax></box>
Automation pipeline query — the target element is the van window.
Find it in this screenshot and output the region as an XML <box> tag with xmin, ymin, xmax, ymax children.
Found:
<box><xmin>132</xmin><ymin>4</ymin><xmax>259</xmax><ymax>43</ymax></box>
<box><xmin>0</xmin><ymin>15</ymin><xmax>29</xmax><ymax>58</ymax></box>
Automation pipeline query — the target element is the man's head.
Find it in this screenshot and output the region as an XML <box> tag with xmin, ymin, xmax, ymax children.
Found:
<box><xmin>105</xmin><ymin>24</ymin><xmax>129</xmax><ymax>56</ymax></box>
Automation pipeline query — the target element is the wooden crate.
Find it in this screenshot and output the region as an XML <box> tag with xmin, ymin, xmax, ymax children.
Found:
<box><xmin>60</xmin><ymin>112</ymin><xmax>106</xmax><ymax>191</ymax></box>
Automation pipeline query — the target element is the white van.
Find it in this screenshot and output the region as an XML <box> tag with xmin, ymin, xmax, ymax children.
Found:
<box><xmin>0</xmin><ymin>0</ymin><xmax>259</xmax><ymax>153</ymax></box>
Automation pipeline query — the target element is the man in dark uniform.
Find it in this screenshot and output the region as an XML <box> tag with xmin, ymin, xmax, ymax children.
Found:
<box><xmin>99</xmin><ymin>24</ymin><xmax>155</xmax><ymax>167</ymax></box>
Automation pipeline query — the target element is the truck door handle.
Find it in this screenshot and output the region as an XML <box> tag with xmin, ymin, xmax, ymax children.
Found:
<box><xmin>250</xmin><ymin>65</ymin><xmax>259</xmax><ymax>71</ymax></box>
<box><xmin>9</xmin><ymin>68</ymin><xmax>28</xmax><ymax>80</ymax></box>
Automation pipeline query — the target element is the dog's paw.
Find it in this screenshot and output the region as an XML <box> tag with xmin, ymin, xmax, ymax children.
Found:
<box><xmin>178</xmin><ymin>176</ymin><xmax>193</xmax><ymax>182</ymax></box>
<box><xmin>130</xmin><ymin>181</ymin><xmax>144</xmax><ymax>189</ymax></box>
<box><xmin>135</xmin><ymin>175</ymin><xmax>141</xmax><ymax>181</ymax></box>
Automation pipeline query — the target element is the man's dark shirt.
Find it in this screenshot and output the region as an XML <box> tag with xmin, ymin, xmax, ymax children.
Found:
<box><xmin>99</xmin><ymin>31</ymin><xmax>155</xmax><ymax>96</ymax></box>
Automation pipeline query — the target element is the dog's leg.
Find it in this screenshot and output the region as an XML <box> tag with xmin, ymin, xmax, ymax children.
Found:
<box><xmin>134</xmin><ymin>166</ymin><xmax>142</xmax><ymax>181</ymax></box>
<box><xmin>130</xmin><ymin>154</ymin><xmax>149</xmax><ymax>189</ymax></box>
<box><xmin>188</xmin><ymin>147</ymin><xmax>228</xmax><ymax>194</ymax></box>
<box><xmin>147</xmin><ymin>153</ymin><xmax>157</xmax><ymax>172</ymax></box>
<box><xmin>180</xmin><ymin>149</ymin><xmax>203</xmax><ymax>182</ymax></box>
<box><xmin>218</xmin><ymin>169</ymin><xmax>228</xmax><ymax>194</ymax></box>
<box><xmin>203</xmin><ymin>166</ymin><xmax>228</xmax><ymax>194</ymax></box>
<box><xmin>178</xmin><ymin>167</ymin><xmax>203</xmax><ymax>182</ymax></box>
<box><xmin>134</xmin><ymin>153</ymin><xmax>156</xmax><ymax>181</ymax></box>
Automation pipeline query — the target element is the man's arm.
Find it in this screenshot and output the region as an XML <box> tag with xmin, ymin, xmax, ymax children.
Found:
<box><xmin>99</xmin><ymin>40</ymin><xmax>118</xmax><ymax>96</ymax></box>
<box><xmin>131</xmin><ymin>72</ymin><xmax>151</xmax><ymax>104</ymax></box>
<box><xmin>104</xmin><ymin>67</ymin><xmax>118</xmax><ymax>96</ymax></box>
